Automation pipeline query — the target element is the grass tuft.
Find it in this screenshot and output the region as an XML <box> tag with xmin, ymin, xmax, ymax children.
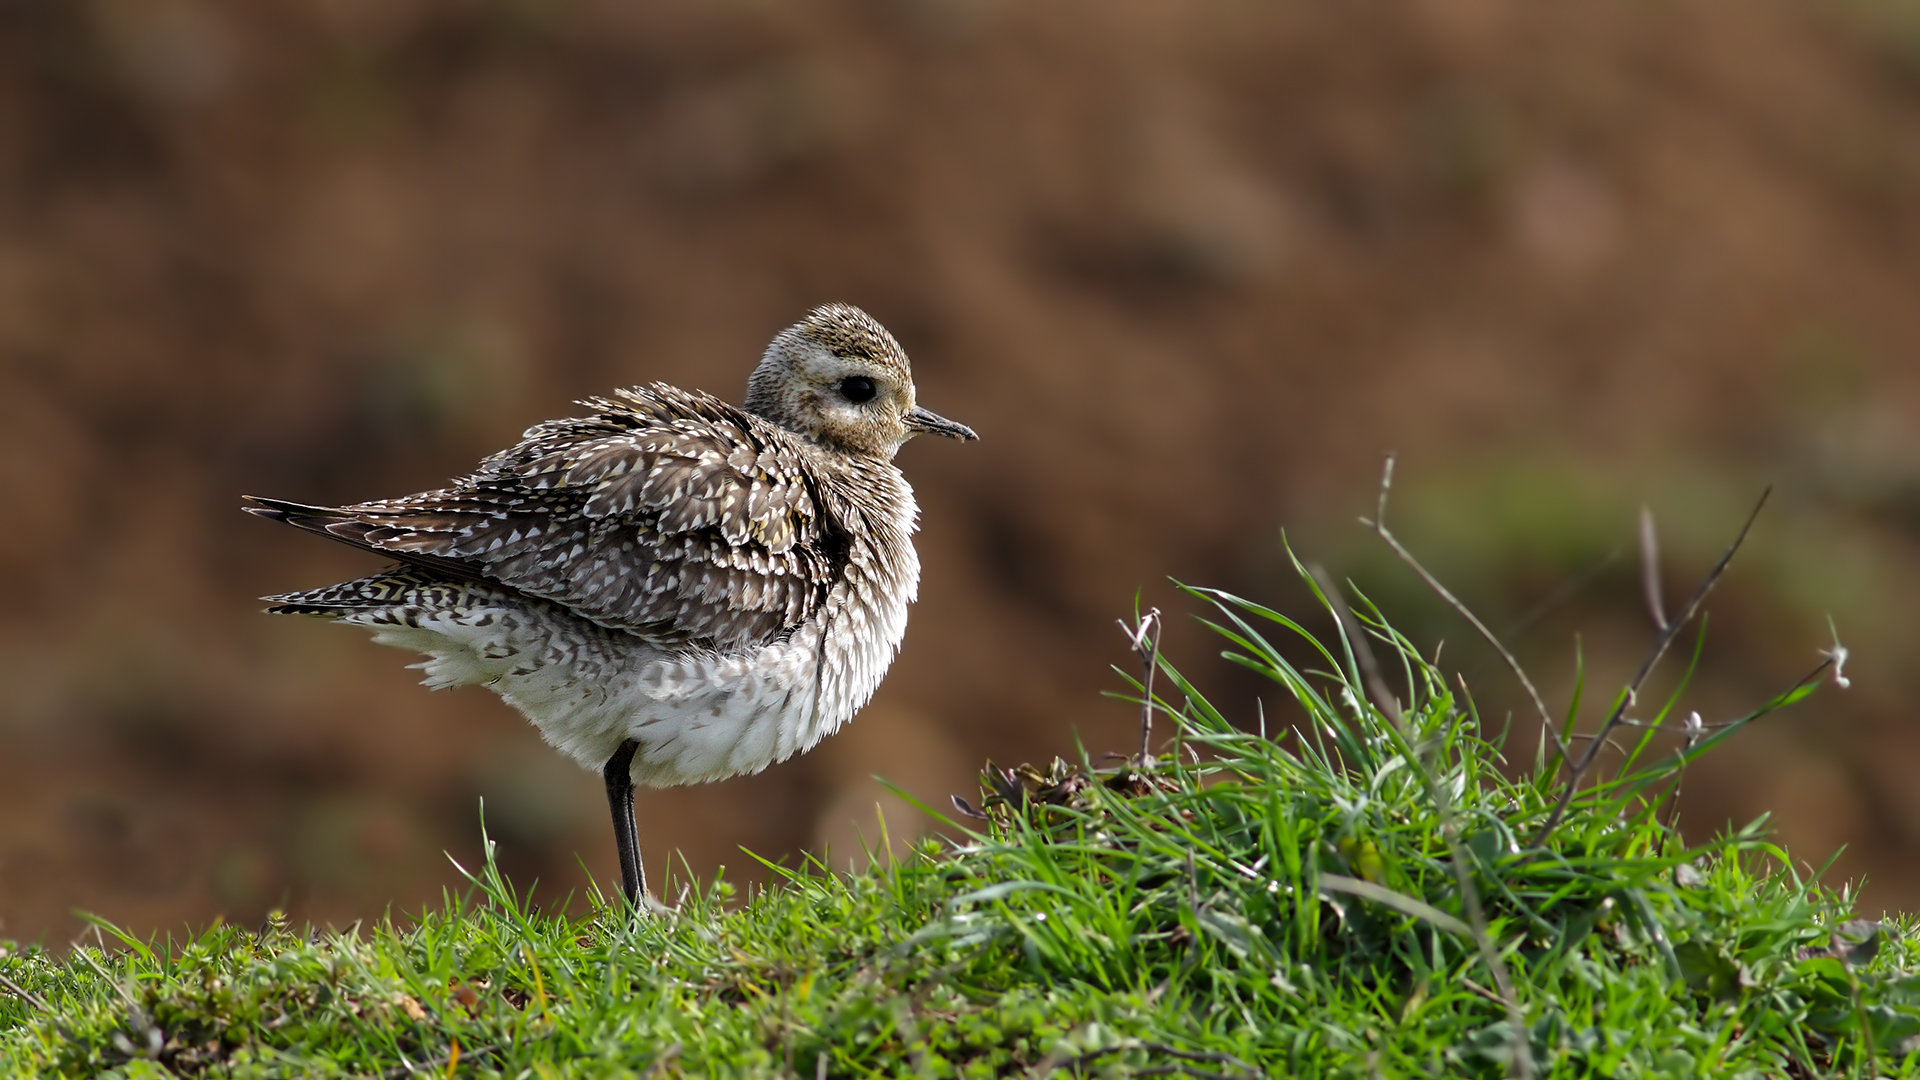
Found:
<box><xmin>2</xmin><ymin>568</ymin><xmax>1911</xmax><ymax>1077</ymax></box>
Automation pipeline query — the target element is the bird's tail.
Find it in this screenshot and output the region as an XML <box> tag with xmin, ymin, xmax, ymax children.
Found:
<box><xmin>242</xmin><ymin>495</ymin><xmax>368</xmax><ymax>537</ymax></box>
<box><xmin>243</xmin><ymin>494</ymin><xmax>491</xmax><ymax>584</ymax></box>
<box><xmin>263</xmin><ymin>566</ymin><xmax>458</xmax><ymax>616</ymax></box>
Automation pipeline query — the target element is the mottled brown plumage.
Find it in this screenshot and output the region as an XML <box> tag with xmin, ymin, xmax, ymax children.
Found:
<box><xmin>250</xmin><ymin>384</ymin><xmax>848</xmax><ymax>650</ymax></box>
<box><xmin>246</xmin><ymin>303</ymin><xmax>976</xmax><ymax>909</ymax></box>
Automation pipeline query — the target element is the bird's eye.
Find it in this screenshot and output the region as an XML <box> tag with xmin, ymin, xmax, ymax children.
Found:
<box><xmin>840</xmin><ymin>376</ymin><xmax>877</xmax><ymax>403</ymax></box>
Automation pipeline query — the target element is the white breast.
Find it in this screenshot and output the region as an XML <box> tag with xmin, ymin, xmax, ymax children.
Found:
<box><xmin>353</xmin><ymin>475</ymin><xmax>921</xmax><ymax>787</ymax></box>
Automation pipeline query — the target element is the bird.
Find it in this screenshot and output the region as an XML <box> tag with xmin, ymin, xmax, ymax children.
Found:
<box><xmin>244</xmin><ymin>303</ymin><xmax>976</xmax><ymax>911</ymax></box>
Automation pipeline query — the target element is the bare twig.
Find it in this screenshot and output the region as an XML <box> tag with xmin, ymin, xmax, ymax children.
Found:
<box><xmin>1656</xmin><ymin>710</ymin><xmax>1705</xmax><ymax>840</ymax></box>
<box><xmin>1361</xmin><ymin>456</ymin><xmax>1566</xmax><ymax>768</ymax></box>
<box><xmin>1597</xmin><ymin>710</ymin><xmax>1801</xmax><ymax>735</ymax></box>
<box><xmin>1528</xmin><ymin>487</ymin><xmax>1772</xmax><ymax>847</ymax></box>
<box><xmin>1639</xmin><ymin>506</ymin><xmax>1668</xmax><ymax>632</ymax></box>
<box><xmin>0</xmin><ymin>969</ymin><xmax>49</xmax><ymax>1012</ymax></box>
<box><xmin>1566</xmin><ymin>655</ymin><xmax>1830</xmax><ymax>852</ymax></box>
<box><xmin>1119</xmin><ymin>608</ymin><xmax>1164</xmax><ymax>767</ymax></box>
<box><xmin>1309</xmin><ymin>564</ymin><xmax>1532</xmax><ymax>1080</ymax></box>
<box><xmin>1459</xmin><ymin>978</ymin><xmax>1509</xmax><ymax>1007</ymax></box>
<box><xmin>1642</xmin><ymin>655</ymin><xmax>1831</xmax><ymax>773</ymax></box>
<box><xmin>1563</xmin><ymin>733</ymin><xmax>1630</xmax><ymax>761</ymax></box>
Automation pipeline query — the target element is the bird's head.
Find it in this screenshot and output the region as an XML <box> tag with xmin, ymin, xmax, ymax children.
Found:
<box><xmin>746</xmin><ymin>303</ymin><xmax>977</xmax><ymax>459</ymax></box>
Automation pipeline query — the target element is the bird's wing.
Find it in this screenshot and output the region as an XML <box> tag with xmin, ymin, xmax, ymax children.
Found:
<box><xmin>246</xmin><ymin>384</ymin><xmax>848</xmax><ymax>649</ymax></box>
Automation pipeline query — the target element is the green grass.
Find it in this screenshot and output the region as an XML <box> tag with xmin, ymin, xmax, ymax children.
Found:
<box><xmin>2</xmin><ymin>569</ymin><xmax>1913</xmax><ymax>1078</ymax></box>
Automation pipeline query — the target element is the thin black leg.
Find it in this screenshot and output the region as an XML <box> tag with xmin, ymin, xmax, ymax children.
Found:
<box><xmin>603</xmin><ymin>739</ymin><xmax>646</xmax><ymax>911</ymax></box>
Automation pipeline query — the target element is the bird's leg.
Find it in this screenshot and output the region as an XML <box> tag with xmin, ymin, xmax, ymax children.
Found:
<box><xmin>603</xmin><ymin>739</ymin><xmax>646</xmax><ymax>912</ymax></box>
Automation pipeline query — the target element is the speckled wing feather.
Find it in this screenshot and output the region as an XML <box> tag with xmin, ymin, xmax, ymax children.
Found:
<box><xmin>248</xmin><ymin>384</ymin><xmax>849</xmax><ymax>650</ymax></box>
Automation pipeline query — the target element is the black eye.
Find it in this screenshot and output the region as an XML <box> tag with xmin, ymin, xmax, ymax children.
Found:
<box><xmin>840</xmin><ymin>375</ymin><xmax>877</xmax><ymax>403</ymax></box>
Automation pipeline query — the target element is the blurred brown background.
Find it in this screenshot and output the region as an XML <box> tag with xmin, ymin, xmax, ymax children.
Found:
<box><xmin>4</xmin><ymin>0</ymin><xmax>1920</xmax><ymax>946</ymax></box>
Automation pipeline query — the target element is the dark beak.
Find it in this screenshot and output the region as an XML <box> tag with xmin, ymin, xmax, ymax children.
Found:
<box><xmin>904</xmin><ymin>406</ymin><xmax>978</xmax><ymax>441</ymax></box>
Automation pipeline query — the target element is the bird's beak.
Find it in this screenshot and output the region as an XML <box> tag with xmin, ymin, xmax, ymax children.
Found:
<box><xmin>904</xmin><ymin>406</ymin><xmax>978</xmax><ymax>441</ymax></box>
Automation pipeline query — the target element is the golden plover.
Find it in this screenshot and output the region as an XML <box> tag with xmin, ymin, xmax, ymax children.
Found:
<box><xmin>246</xmin><ymin>304</ymin><xmax>975</xmax><ymax>909</ymax></box>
